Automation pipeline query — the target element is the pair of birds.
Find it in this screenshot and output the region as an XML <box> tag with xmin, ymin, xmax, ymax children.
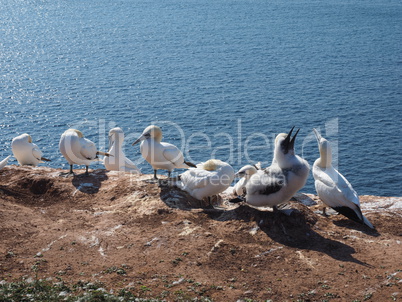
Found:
<box><xmin>60</xmin><ymin>128</ymin><xmax>141</xmax><ymax>176</ymax></box>
<box><xmin>132</xmin><ymin>125</ymin><xmax>235</xmax><ymax>200</ymax></box>
<box><xmin>7</xmin><ymin>128</ymin><xmax>140</xmax><ymax>176</ymax></box>
<box><xmin>232</xmin><ymin>128</ymin><xmax>373</xmax><ymax>229</ymax></box>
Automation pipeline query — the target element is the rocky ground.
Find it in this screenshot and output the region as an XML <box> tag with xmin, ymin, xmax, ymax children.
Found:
<box><xmin>0</xmin><ymin>165</ymin><xmax>401</xmax><ymax>301</ymax></box>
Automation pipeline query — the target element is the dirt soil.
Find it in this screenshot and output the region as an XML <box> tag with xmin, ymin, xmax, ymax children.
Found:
<box><xmin>0</xmin><ymin>165</ymin><xmax>401</xmax><ymax>301</ymax></box>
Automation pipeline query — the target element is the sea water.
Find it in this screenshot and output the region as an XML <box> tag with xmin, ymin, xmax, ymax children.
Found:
<box><xmin>0</xmin><ymin>0</ymin><xmax>401</xmax><ymax>196</ymax></box>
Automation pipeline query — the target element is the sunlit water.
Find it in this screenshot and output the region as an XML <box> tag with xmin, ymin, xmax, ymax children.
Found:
<box><xmin>0</xmin><ymin>0</ymin><xmax>401</xmax><ymax>196</ymax></box>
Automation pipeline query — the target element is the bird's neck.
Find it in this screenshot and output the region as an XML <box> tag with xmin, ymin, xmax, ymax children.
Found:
<box><xmin>317</xmin><ymin>148</ymin><xmax>332</xmax><ymax>168</ymax></box>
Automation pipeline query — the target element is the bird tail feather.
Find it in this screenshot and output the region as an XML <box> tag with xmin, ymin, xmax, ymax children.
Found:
<box><xmin>362</xmin><ymin>215</ymin><xmax>374</xmax><ymax>229</ymax></box>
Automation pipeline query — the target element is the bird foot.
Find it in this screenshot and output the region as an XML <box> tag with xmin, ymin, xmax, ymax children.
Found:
<box><xmin>144</xmin><ymin>178</ymin><xmax>159</xmax><ymax>184</ymax></box>
<box><xmin>158</xmin><ymin>179</ymin><xmax>172</xmax><ymax>187</ymax></box>
<box><xmin>59</xmin><ymin>172</ymin><xmax>75</xmax><ymax>178</ymax></box>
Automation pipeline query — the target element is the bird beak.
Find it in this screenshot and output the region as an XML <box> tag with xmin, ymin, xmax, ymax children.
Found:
<box><xmin>283</xmin><ymin>126</ymin><xmax>299</xmax><ymax>153</ymax></box>
<box><xmin>313</xmin><ymin>128</ymin><xmax>322</xmax><ymax>144</ymax></box>
<box><xmin>97</xmin><ymin>151</ymin><xmax>112</xmax><ymax>157</ymax></box>
<box><xmin>132</xmin><ymin>133</ymin><xmax>148</xmax><ymax>146</ymax></box>
<box><xmin>289</xmin><ymin>128</ymin><xmax>300</xmax><ymax>150</ymax></box>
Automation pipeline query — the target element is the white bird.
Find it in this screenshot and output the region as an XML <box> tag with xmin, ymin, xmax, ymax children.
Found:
<box><xmin>103</xmin><ymin>127</ymin><xmax>140</xmax><ymax>174</ymax></box>
<box><xmin>59</xmin><ymin>129</ymin><xmax>110</xmax><ymax>176</ymax></box>
<box><xmin>0</xmin><ymin>155</ymin><xmax>11</xmax><ymax>170</ymax></box>
<box><xmin>237</xmin><ymin>127</ymin><xmax>310</xmax><ymax>208</ymax></box>
<box><xmin>132</xmin><ymin>125</ymin><xmax>195</xmax><ymax>179</ymax></box>
<box><xmin>233</xmin><ymin>164</ymin><xmax>259</xmax><ymax>196</ymax></box>
<box><xmin>178</xmin><ymin>159</ymin><xmax>235</xmax><ymax>201</ymax></box>
<box><xmin>312</xmin><ymin>128</ymin><xmax>374</xmax><ymax>228</ymax></box>
<box><xmin>11</xmin><ymin>133</ymin><xmax>51</xmax><ymax>166</ymax></box>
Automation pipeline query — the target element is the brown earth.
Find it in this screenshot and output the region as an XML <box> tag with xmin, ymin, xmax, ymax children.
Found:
<box><xmin>0</xmin><ymin>165</ymin><xmax>401</xmax><ymax>301</ymax></box>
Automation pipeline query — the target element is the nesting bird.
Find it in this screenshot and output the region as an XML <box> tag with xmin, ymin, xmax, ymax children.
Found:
<box><xmin>233</xmin><ymin>164</ymin><xmax>259</xmax><ymax>196</ymax></box>
<box><xmin>59</xmin><ymin>129</ymin><xmax>110</xmax><ymax>176</ymax></box>
<box><xmin>103</xmin><ymin>127</ymin><xmax>140</xmax><ymax>173</ymax></box>
<box><xmin>236</xmin><ymin>127</ymin><xmax>310</xmax><ymax>208</ymax></box>
<box><xmin>0</xmin><ymin>155</ymin><xmax>11</xmax><ymax>170</ymax></box>
<box><xmin>312</xmin><ymin>128</ymin><xmax>374</xmax><ymax>228</ymax></box>
<box><xmin>178</xmin><ymin>159</ymin><xmax>235</xmax><ymax>201</ymax></box>
<box><xmin>132</xmin><ymin>125</ymin><xmax>195</xmax><ymax>179</ymax></box>
<box><xmin>11</xmin><ymin>133</ymin><xmax>51</xmax><ymax>166</ymax></box>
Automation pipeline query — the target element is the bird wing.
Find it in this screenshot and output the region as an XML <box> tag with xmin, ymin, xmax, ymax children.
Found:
<box><xmin>246</xmin><ymin>167</ymin><xmax>283</xmax><ymax>196</ymax></box>
<box><xmin>314</xmin><ymin>166</ymin><xmax>362</xmax><ymax>215</ymax></box>
<box><xmin>31</xmin><ymin>144</ymin><xmax>43</xmax><ymax>161</ymax></box>
<box><xmin>180</xmin><ymin>168</ymin><xmax>214</xmax><ymax>190</ymax></box>
<box><xmin>161</xmin><ymin>142</ymin><xmax>185</xmax><ymax>166</ymax></box>
<box><xmin>335</xmin><ymin>170</ymin><xmax>360</xmax><ymax>206</ymax></box>
<box><xmin>79</xmin><ymin>138</ymin><xmax>97</xmax><ymax>160</ymax></box>
<box><xmin>257</xmin><ymin>166</ymin><xmax>285</xmax><ymax>195</ymax></box>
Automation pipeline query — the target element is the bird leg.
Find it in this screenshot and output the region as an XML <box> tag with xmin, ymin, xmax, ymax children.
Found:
<box><xmin>59</xmin><ymin>164</ymin><xmax>75</xmax><ymax>178</ymax></box>
<box><xmin>145</xmin><ymin>170</ymin><xmax>159</xmax><ymax>184</ymax></box>
<box><xmin>322</xmin><ymin>206</ymin><xmax>328</xmax><ymax>217</ymax></box>
<box><xmin>85</xmin><ymin>166</ymin><xmax>89</xmax><ymax>176</ymax></box>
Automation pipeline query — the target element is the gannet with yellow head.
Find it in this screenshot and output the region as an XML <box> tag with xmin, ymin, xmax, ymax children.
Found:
<box><xmin>11</xmin><ymin>133</ymin><xmax>51</xmax><ymax>166</ymax></box>
<box><xmin>132</xmin><ymin>125</ymin><xmax>195</xmax><ymax>179</ymax></box>
<box><xmin>59</xmin><ymin>129</ymin><xmax>110</xmax><ymax>176</ymax></box>
<box><xmin>312</xmin><ymin>128</ymin><xmax>374</xmax><ymax>228</ymax></box>
<box><xmin>178</xmin><ymin>159</ymin><xmax>235</xmax><ymax>201</ymax></box>
<box><xmin>238</xmin><ymin>127</ymin><xmax>310</xmax><ymax>208</ymax></box>
<box><xmin>103</xmin><ymin>127</ymin><xmax>140</xmax><ymax>174</ymax></box>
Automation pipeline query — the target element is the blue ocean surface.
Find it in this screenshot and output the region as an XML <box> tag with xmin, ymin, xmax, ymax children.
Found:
<box><xmin>0</xmin><ymin>0</ymin><xmax>401</xmax><ymax>196</ymax></box>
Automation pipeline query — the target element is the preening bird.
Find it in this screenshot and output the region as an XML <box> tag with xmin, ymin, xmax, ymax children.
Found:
<box><xmin>178</xmin><ymin>159</ymin><xmax>235</xmax><ymax>201</ymax></box>
<box><xmin>132</xmin><ymin>125</ymin><xmax>195</xmax><ymax>179</ymax></box>
<box><xmin>11</xmin><ymin>133</ymin><xmax>51</xmax><ymax>166</ymax></box>
<box><xmin>233</xmin><ymin>164</ymin><xmax>259</xmax><ymax>196</ymax></box>
<box><xmin>59</xmin><ymin>129</ymin><xmax>110</xmax><ymax>176</ymax></box>
<box><xmin>237</xmin><ymin>127</ymin><xmax>310</xmax><ymax>208</ymax></box>
<box><xmin>312</xmin><ymin>128</ymin><xmax>374</xmax><ymax>228</ymax></box>
<box><xmin>103</xmin><ymin>127</ymin><xmax>140</xmax><ymax>173</ymax></box>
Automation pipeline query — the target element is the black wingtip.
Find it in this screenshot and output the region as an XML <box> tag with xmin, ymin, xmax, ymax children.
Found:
<box><xmin>333</xmin><ymin>206</ymin><xmax>364</xmax><ymax>225</ymax></box>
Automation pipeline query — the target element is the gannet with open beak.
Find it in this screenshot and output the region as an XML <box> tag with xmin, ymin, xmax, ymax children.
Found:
<box><xmin>103</xmin><ymin>127</ymin><xmax>140</xmax><ymax>173</ymax></box>
<box><xmin>233</xmin><ymin>164</ymin><xmax>259</xmax><ymax>196</ymax></box>
<box><xmin>59</xmin><ymin>129</ymin><xmax>110</xmax><ymax>176</ymax></box>
<box><xmin>132</xmin><ymin>125</ymin><xmax>195</xmax><ymax>179</ymax></box>
<box><xmin>0</xmin><ymin>155</ymin><xmax>11</xmax><ymax>170</ymax></box>
<box><xmin>11</xmin><ymin>133</ymin><xmax>51</xmax><ymax>166</ymax></box>
<box><xmin>238</xmin><ymin>127</ymin><xmax>310</xmax><ymax>208</ymax></box>
<box><xmin>312</xmin><ymin>128</ymin><xmax>374</xmax><ymax>228</ymax></box>
<box><xmin>178</xmin><ymin>159</ymin><xmax>235</xmax><ymax>201</ymax></box>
